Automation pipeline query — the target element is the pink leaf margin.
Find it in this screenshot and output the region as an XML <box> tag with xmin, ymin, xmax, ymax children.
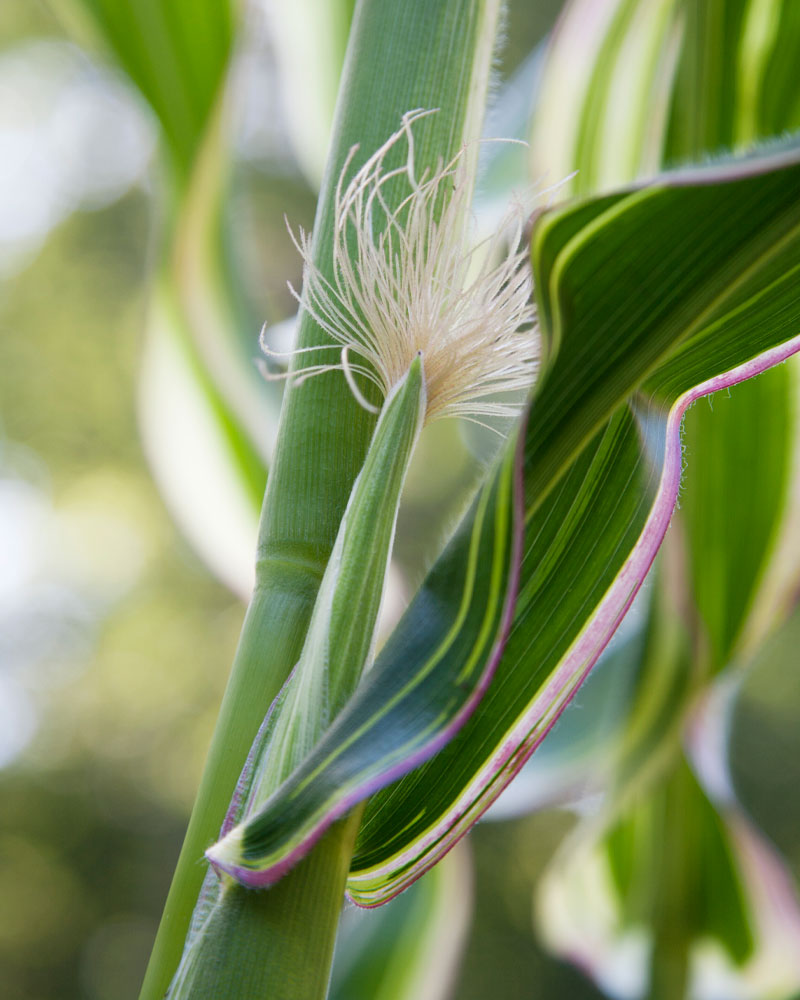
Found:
<box><xmin>348</xmin><ymin>332</ymin><xmax>800</xmax><ymax>906</ymax></box>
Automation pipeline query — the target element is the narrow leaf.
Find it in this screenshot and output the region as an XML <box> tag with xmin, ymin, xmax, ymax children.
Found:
<box><xmin>206</xmin><ymin>360</ymin><xmax>427</xmax><ymax>884</ymax></box>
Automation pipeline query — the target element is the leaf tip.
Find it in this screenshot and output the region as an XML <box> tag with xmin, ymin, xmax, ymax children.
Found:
<box><xmin>204</xmin><ymin>826</ymin><xmax>244</xmax><ymax>877</ymax></box>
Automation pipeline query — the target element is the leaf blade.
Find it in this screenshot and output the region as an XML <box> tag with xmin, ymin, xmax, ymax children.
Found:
<box><xmin>204</xmin><ymin>147</ymin><xmax>800</xmax><ymax>903</ymax></box>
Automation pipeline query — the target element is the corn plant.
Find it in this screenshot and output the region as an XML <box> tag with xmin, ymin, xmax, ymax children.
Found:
<box><xmin>55</xmin><ymin>0</ymin><xmax>800</xmax><ymax>997</ymax></box>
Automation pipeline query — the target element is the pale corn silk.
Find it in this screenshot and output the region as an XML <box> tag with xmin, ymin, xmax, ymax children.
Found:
<box><xmin>261</xmin><ymin>108</ymin><xmax>539</xmax><ymax>427</ymax></box>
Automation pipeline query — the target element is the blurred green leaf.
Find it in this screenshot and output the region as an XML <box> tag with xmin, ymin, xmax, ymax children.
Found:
<box><xmin>728</xmin><ymin>605</ymin><xmax>800</xmax><ymax>882</ymax></box>
<box><xmin>682</xmin><ymin>367</ymin><xmax>792</xmax><ymax>669</ymax></box>
<box><xmin>269</xmin><ymin>0</ymin><xmax>355</xmax><ymax>185</ymax></box>
<box><xmin>665</xmin><ymin>0</ymin><xmax>751</xmax><ymax>161</ymax></box>
<box><xmin>55</xmin><ymin>0</ymin><xmax>274</xmax><ymax>595</ymax></box>
<box><xmin>531</xmin><ymin>0</ymin><xmax>800</xmax><ymax>195</ymax></box>
<box><xmin>138</xmin><ymin>279</ymin><xmax>269</xmax><ymax>596</ymax></box>
<box><xmin>330</xmin><ymin>845</ymin><xmax>472</xmax><ymax>1000</ymax></box>
<box><xmin>596</xmin><ymin>557</ymin><xmax>695</xmax><ymax>809</ymax></box>
<box><xmin>667</xmin><ymin>0</ymin><xmax>800</xmax><ymax>159</ymax></box>
<box><xmin>66</xmin><ymin>0</ymin><xmax>236</xmax><ymax>176</ymax></box>
<box><xmin>531</xmin><ymin>0</ymin><xmax>683</xmax><ymax>196</ymax></box>
<box><xmin>539</xmin><ymin>760</ymin><xmax>755</xmax><ymax>999</ymax></box>
<box><xmin>608</xmin><ymin>760</ymin><xmax>753</xmax><ymax>969</ymax></box>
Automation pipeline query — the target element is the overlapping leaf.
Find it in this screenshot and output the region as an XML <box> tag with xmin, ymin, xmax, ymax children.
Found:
<box><xmin>529</xmin><ymin>0</ymin><xmax>800</xmax><ymax>674</ymax></box>
<box><xmin>210</xmin><ymin>145</ymin><xmax>800</xmax><ymax>900</ymax></box>
<box><xmin>524</xmin><ymin>0</ymin><xmax>800</xmax><ymax>809</ymax></box>
<box><xmin>349</xmin><ymin>150</ymin><xmax>800</xmax><ymax>903</ymax></box>
<box><xmin>213</xmin><ymin>420</ymin><xmax>523</xmax><ymax>883</ymax></box>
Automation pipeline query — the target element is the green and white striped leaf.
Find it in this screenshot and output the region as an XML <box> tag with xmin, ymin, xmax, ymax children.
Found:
<box><xmin>205</xmin><ymin>361</ymin><xmax>428</xmax><ymax>884</ymax></box>
<box><xmin>59</xmin><ymin>0</ymin><xmax>277</xmax><ymax>594</ymax></box>
<box><xmin>197</xmin><ymin>144</ymin><xmax>800</xmax><ymax>900</ymax></box>
<box><xmin>60</xmin><ymin>0</ymin><xmax>236</xmax><ymax>177</ymax></box>
<box><xmin>526</xmin><ymin>0</ymin><xmax>800</xmax><ymax>795</ymax></box>
<box><xmin>348</xmin><ymin>147</ymin><xmax>800</xmax><ymax>905</ymax></box>
<box><xmin>530</xmin><ymin>0</ymin><xmax>800</xmax><ymax>658</ymax></box>
<box><xmin>531</xmin><ymin>0</ymin><xmax>800</xmax><ymax>199</ymax></box>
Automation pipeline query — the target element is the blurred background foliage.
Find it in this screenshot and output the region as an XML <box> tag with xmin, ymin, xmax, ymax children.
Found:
<box><xmin>2</xmin><ymin>0</ymin><xmax>800</xmax><ymax>998</ymax></box>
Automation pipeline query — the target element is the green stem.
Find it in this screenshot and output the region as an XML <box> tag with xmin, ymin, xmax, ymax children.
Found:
<box><xmin>139</xmin><ymin>575</ymin><xmax>322</xmax><ymax>1000</ymax></box>
<box><xmin>167</xmin><ymin>812</ymin><xmax>363</xmax><ymax>1000</ymax></box>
